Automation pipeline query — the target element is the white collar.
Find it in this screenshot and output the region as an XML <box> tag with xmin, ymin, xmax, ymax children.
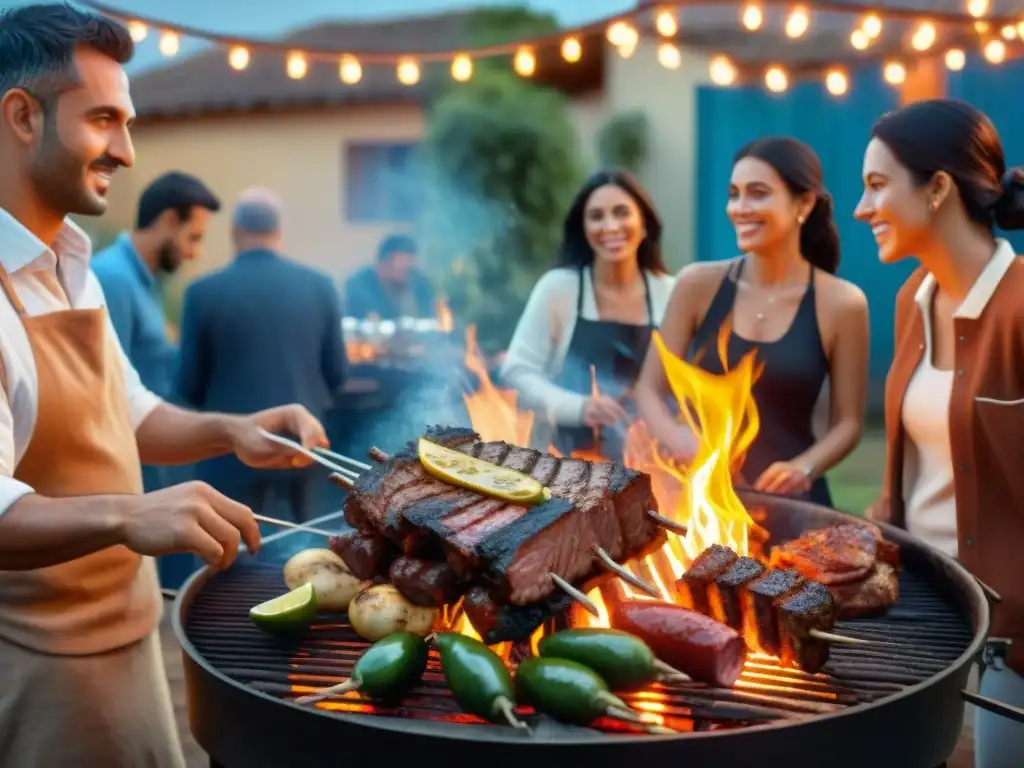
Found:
<box><xmin>914</xmin><ymin>237</ymin><xmax>1017</xmax><ymax>319</ymax></box>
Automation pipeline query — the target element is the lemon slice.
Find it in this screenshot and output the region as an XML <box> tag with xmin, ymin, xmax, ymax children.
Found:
<box><xmin>418</xmin><ymin>438</ymin><xmax>551</xmax><ymax>505</ymax></box>
<box><xmin>249</xmin><ymin>581</ymin><xmax>317</xmax><ymax>634</ymax></box>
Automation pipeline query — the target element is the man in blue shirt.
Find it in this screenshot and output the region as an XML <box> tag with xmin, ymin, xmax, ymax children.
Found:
<box><xmin>344</xmin><ymin>233</ymin><xmax>436</xmax><ymax>319</ymax></box>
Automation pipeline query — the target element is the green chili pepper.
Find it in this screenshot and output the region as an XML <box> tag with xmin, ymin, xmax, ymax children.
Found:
<box><xmin>431</xmin><ymin>633</ymin><xmax>527</xmax><ymax>730</ymax></box>
<box><xmin>537</xmin><ymin>628</ymin><xmax>690</xmax><ymax>690</ymax></box>
<box><xmin>515</xmin><ymin>657</ymin><xmax>675</xmax><ymax>734</ymax></box>
<box><xmin>294</xmin><ymin>632</ymin><xmax>428</xmax><ymax>705</ymax></box>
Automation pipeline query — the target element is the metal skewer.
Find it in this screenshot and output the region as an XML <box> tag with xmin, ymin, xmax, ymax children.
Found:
<box><xmin>252</xmin><ymin>514</ymin><xmax>336</xmax><ymax>539</ymax></box>
<box><xmin>312</xmin><ymin>445</ymin><xmax>371</xmax><ymax>472</ymax></box>
<box><xmin>257</xmin><ymin>429</ymin><xmax>359</xmax><ymax>480</ymax></box>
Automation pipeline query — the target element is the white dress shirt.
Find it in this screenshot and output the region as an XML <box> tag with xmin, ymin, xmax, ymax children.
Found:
<box><xmin>0</xmin><ymin>208</ymin><xmax>162</xmax><ymax>517</ymax></box>
<box><xmin>499</xmin><ymin>267</ymin><xmax>677</xmax><ymax>428</ymax></box>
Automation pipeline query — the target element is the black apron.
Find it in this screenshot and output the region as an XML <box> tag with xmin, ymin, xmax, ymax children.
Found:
<box><xmin>548</xmin><ymin>268</ymin><xmax>655</xmax><ymax>461</ymax></box>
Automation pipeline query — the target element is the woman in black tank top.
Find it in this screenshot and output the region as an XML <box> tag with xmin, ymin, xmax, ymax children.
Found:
<box><xmin>635</xmin><ymin>136</ymin><xmax>870</xmax><ymax>508</ymax></box>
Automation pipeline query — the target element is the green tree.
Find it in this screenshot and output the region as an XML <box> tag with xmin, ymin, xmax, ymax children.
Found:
<box><xmin>419</xmin><ymin>7</ymin><xmax>583</xmax><ymax>353</ymax></box>
<box><xmin>595</xmin><ymin>111</ymin><xmax>649</xmax><ymax>174</ymax></box>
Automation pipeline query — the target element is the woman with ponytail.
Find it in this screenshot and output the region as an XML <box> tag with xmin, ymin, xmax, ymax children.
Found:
<box><xmin>855</xmin><ymin>99</ymin><xmax>1024</xmax><ymax>765</ymax></box>
<box><xmin>636</xmin><ymin>136</ymin><xmax>869</xmax><ymax>506</ymax></box>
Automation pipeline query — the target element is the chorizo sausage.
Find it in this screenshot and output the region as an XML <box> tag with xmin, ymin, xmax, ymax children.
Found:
<box><xmin>612</xmin><ymin>600</ymin><xmax>747</xmax><ymax>688</ymax></box>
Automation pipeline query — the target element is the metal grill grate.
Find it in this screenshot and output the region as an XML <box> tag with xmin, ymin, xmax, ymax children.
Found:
<box><xmin>184</xmin><ymin>561</ymin><xmax>973</xmax><ymax>734</ymax></box>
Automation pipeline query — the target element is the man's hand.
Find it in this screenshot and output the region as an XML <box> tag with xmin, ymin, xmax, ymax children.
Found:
<box><xmin>228</xmin><ymin>404</ymin><xmax>328</xmax><ymax>469</ymax></box>
<box><xmin>582</xmin><ymin>396</ymin><xmax>629</xmax><ymax>428</ymax></box>
<box><xmin>119</xmin><ymin>481</ymin><xmax>261</xmax><ymax>570</ymax></box>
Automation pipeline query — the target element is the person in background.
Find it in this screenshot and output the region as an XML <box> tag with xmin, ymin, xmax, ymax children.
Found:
<box><xmin>635</xmin><ymin>137</ymin><xmax>869</xmax><ymax>506</ymax></box>
<box><xmin>176</xmin><ymin>189</ymin><xmax>347</xmax><ymax>523</ymax></box>
<box><xmin>499</xmin><ymin>169</ymin><xmax>676</xmax><ymax>461</ymax></box>
<box><xmin>92</xmin><ymin>171</ymin><xmax>221</xmax><ymax>407</ymax></box>
<box><xmin>344</xmin><ymin>233</ymin><xmax>436</xmax><ymax>319</ymax></box>
<box><xmin>0</xmin><ymin>6</ymin><xmax>326</xmax><ymax>765</ymax></box>
<box><xmin>855</xmin><ymin>99</ymin><xmax>1024</xmax><ymax>766</ymax></box>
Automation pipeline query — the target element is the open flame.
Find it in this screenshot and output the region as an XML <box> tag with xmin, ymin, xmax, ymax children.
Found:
<box><xmin>455</xmin><ymin>323</ymin><xmax>764</xmax><ymax>644</ymax></box>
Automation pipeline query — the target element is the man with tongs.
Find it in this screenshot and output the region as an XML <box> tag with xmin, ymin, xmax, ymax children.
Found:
<box><xmin>0</xmin><ymin>6</ymin><xmax>327</xmax><ymax>765</ymax></box>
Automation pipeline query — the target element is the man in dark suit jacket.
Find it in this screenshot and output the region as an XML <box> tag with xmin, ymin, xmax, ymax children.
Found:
<box><xmin>176</xmin><ymin>189</ymin><xmax>346</xmax><ymax>522</ymax></box>
<box><xmin>344</xmin><ymin>233</ymin><xmax>436</xmax><ymax>319</ymax></box>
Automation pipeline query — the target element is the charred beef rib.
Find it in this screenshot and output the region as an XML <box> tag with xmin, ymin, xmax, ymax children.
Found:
<box><xmin>338</xmin><ymin>426</ymin><xmax>663</xmax><ymax>608</ymax></box>
<box><xmin>769</xmin><ymin>523</ymin><xmax>900</xmax><ymax>618</ymax></box>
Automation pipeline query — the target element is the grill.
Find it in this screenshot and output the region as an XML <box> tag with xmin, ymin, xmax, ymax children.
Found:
<box><xmin>174</xmin><ymin>490</ymin><xmax>999</xmax><ymax>768</ymax></box>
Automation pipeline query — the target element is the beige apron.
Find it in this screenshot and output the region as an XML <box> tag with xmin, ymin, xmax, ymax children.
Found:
<box><xmin>0</xmin><ymin>264</ymin><xmax>184</xmax><ymax>767</ymax></box>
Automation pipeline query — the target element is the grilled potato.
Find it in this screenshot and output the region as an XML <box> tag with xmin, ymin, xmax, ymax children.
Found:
<box><xmin>348</xmin><ymin>584</ymin><xmax>439</xmax><ymax>642</ymax></box>
<box><xmin>283</xmin><ymin>548</ymin><xmax>369</xmax><ymax>611</ymax></box>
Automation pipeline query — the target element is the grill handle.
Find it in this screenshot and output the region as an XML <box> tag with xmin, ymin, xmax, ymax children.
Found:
<box><xmin>960</xmin><ymin>690</ymin><xmax>1024</xmax><ymax>724</ymax></box>
<box><xmin>972</xmin><ymin>575</ymin><xmax>1002</xmax><ymax>604</ymax></box>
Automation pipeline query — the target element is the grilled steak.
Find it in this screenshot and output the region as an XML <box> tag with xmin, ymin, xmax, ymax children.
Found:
<box><xmin>777</xmin><ymin>581</ymin><xmax>835</xmax><ymax>673</ymax></box>
<box><xmin>343</xmin><ymin>427</ymin><xmax>661</xmax><ymax>607</ymax></box>
<box><xmin>770</xmin><ymin>523</ymin><xmax>900</xmax><ymax>585</ymax></box>
<box><xmin>328</xmin><ymin>531</ymin><xmax>396</xmax><ymax>580</ymax></box>
<box><xmin>676</xmin><ymin>544</ymin><xmax>738</xmax><ymax>616</ymax></box>
<box><xmin>826</xmin><ymin>562</ymin><xmax>899</xmax><ymax>618</ymax></box>
<box><xmin>745</xmin><ymin>568</ymin><xmax>804</xmax><ymax>656</ymax></box>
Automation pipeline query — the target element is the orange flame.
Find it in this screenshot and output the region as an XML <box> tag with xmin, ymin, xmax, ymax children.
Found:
<box><xmin>456</xmin><ymin>322</ymin><xmax>763</xmax><ymax>639</ymax></box>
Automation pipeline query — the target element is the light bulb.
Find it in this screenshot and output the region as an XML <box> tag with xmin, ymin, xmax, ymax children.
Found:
<box><xmin>709</xmin><ymin>55</ymin><xmax>737</xmax><ymax>85</ymax></box>
<box><xmin>765</xmin><ymin>66</ymin><xmax>788</xmax><ymax>93</ymax></box>
<box><xmin>561</xmin><ymin>37</ymin><xmax>582</xmax><ymax>63</ymax></box>
<box><xmin>825</xmin><ymin>68</ymin><xmax>848</xmax><ymax>95</ymax></box>
<box><xmin>742</xmin><ymin>3</ymin><xmax>763</xmax><ymax>30</ymax></box>
<box><xmin>851</xmin><ymin>29</ymin><xmax>870</xmax><ymax>50</ymax></box>
<box><xmin>883</xmin><ymin>61</ymin><xmax>906</xmax><ymax>85</ymax></box>
<box><xmin>657</xmin><ymin>43</ymin><xmax>681</xmax><ymax>69</ymax></box>
<box><xmin>128</xmin><ymin>21</ymin><xmax>147</xmax><ymax>43</ymax></box>
<box><xmin>451</xmin><ymin>54</ymin><xmax>473</xmax><ymax>82</ymax></box>
<box><xmin>968</xmin><ymin>0</ymin><xmax>989</xmax><ymax>18</ymax></box>
<box><xmin>984</xmin><ymin>39</ymin><xmax>1006</xmax><ymax>63</ymax></box>
<box><xmin>286</xmin><ymin>52</ymin><xmax>307</xmax><ymax>80</ymax></box>
<box><xmin>513</xmin><ymin>47</ymin><xmax>536</xmax><ymax>77</ymax></box>
<box><xmin>158</xmin><ymin>31</ymin><xmax>179</xmax><ymax>57</ymax></box>
<box><xmin>786</xmin><ymin>8</ymin><xmax>810</xmax><ymax>38</ymax></box>
<box><xmin>911</xmin><ymin>22</ymin><xmax>937</xmax><ymax>51</ymax></box>
<box><xmin>656</xmin><ymin>10</ymin><xmax>678</xmax><ymax>37</ymax></box>
<box><xmin>945</xmin><ymin>48</ymin><xmax>966</xmax><ymax>70</ymax></box>
<box><xmin>228</xmin><ymin>46</ymin><xmax>249</xmax><ymax>71</ymax></box>
<box><xmin>397</xmin><ymin>58</ymin><xmax>420</xmax><ymax>85</ymax></box>
<box><xmin>339</xmin><ymin>55</ymin><xmax>362</xmax><ymax>84</ymax></box>
<box><xmin>862</xmin><ymin>14</ymin><xmax>882</xmax><ymax>38</ymax></box>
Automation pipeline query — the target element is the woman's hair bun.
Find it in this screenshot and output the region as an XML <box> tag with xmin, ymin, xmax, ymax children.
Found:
<box><xmin>993</xmin><ymin>167</ymin><xmax>1024</xmax><ymax>231</ymax></box>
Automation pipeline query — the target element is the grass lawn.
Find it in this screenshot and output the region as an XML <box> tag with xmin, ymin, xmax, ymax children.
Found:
<box><xmin>824</xmin><ymin>425</ymin><xmax>885</xmax><ymax>516</ymax></box>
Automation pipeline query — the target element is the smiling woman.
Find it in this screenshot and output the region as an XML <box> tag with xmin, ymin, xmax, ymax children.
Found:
<box><xmin>498</xmin><ymin>169</ymin><xmax>676</xmax><ymax>460</ymax></box>
<box><xmin>635</xmin><ymin>137</ymin><xmax>870</xmax><ymax>507</ymax></box>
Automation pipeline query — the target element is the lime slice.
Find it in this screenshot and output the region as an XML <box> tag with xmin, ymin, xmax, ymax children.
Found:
<box><xmin>250</xmin><ymin>582</ymin><xmax>317</xmax><ymax>634</ymax></box>
<box><xmin>418</xmin><ymin>438</ymin><xmax>551</xmax><ymax>505</ymax></box>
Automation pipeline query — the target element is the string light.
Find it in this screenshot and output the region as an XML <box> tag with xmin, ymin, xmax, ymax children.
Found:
<box><xmin>862</xmin><ymin>14</ymin><xmax>882</xmax><ymax>38</ymax></box>
<box><xmin>451</xmin><ymin>54</ymin><xmax>473</xmax><ymax>82</ymax></box>
<box><xmin>765</xmin><ymin>65</ymin><xmax>788</xmax><ymax>92</ymax></box>
<box><xmin>967</xmin><ymin>0</ymin><xmax>989</xmax><ymax>18</ymax></box>
<box><xmin>227</xmin><ymin>46</ymin><xmax>249</xmax><ymax>71</ymax></box>
<box><xmin>983</xmin><ymin>38</ymin><xmax>1006</xmax><ymax>62</ymax></box>
<box><xmin>883</xmin><ymin>61</ymin><xmax>906</xmax><ymax>85</ymax></box>
<box><xmin>975</xmin><ymin>21</ymin><xmax>990</xmax><ymax>33</ymax></box>
<box><xmin>397</xmin><ymin>57</ymin><xmax>420</xmax><ymax>85</ymax></box>
<box><xmin>1018</xmin><ymin>21</ymin><xmax>1024</xmax><ymax>38</ymax></box>
<box><xmin>786</xmin><ymin>7</ymin><xmax>810</xmax><ymax>38</ymax></box>
<box><xmin>513</xmin><ymin>46</ymin><xmax>536</xmax><ymax>77</ymax></box>
<box><xmin>606</xmin><ymin>21</ymin><xmax>631</xmax><ymax>46</ymax></box>
<box><xmin>911</xmin><ymin>21</ymin><xmax>937</xmax><ymax>51</ymax></box>
<box><xmin>655</xmin><ymin>9</ymin><xmax>679</xmax><ymax>37</ymax></box>
<box><xmin>127</xmin><ymin>21</ymin><xmax>147</xmax><ymax>42</ymax></box>
<box><xmin>339</xmin><ymin>55</ymin><xmax>362</xmax><ymax>84</ymax></box>
<box><xmin>1000</xmin><ymin>24</ymin><xmax>1017</xmax><ymax>40</ymax></box>
<box><xmin>560</xmin><ymin>36</ymin><xmax>582</xmax><ymax>63</ymax></box>
<box><xmin>616</xmin><ymin>25</ymin><xmax>639</xmax><ymax>58</ymax></box>
<box><xmin>158</xmin><ymin>30</ymin><xmax>179</xmax><ymax>56</ymax></box>
<box><xmin>709</xmin><ymin>55</ymin><xmax>738</xmax><ymax>86</ymax></box>
<box><xmin>851</xmin><ymin>29</ymin><xmax>870</xmax><ymax>50</ymax></box>
<box><xmin>945</xmin><ymin>48</ymin><xmax>966</xmax><ymax>70</ymax></box>
<box><xmin>657</xmin><ymin>42</ymin><xmax>681</xmax><ymax>69</ymax></box>
<box><xmin>742</xmin><ymin>3</ymin><xmax>764</xmax><ymax>31</ymax></box>
<box><xmin>286</xmin><ymin>51</ymin><xmax>307</xmax><ymax>79</ymax></box>
<box><xmin>825</xmin><ymin>68</ymin><xmax>848</xmax><ymax>95</ymax></box>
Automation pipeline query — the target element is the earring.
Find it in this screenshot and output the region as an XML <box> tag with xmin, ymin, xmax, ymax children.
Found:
<box><xmin>797</xmin><ymin>215</ymin><xmax>806</xmax><ymax>225</ymax></box>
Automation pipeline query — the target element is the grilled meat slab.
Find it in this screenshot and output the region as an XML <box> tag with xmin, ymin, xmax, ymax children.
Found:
<box><xmin>770</xmin><ymin>523</ymin><xmax>900</xmax><ymax>585</ymax></box>
<box><xmin>826</xmin><ymin>562</ymin><xmax>899</xmax><ymax>618</ymax></box>
<box><xmin>343</xmin><ymin>426</ymin><xmax>662</xmax><ymax>607</ymax></box>
<box><xmin>713</xmin><ymin>556</ymin><xmax>766</xmax><ymax>632</ymax></box>
<box><xmin>745</xmin><ymin>568</ymin><xmax>804</xmax><ymax>656</ymax></box>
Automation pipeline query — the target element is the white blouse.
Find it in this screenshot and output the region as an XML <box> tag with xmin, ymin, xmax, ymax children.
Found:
<box><xmin>499</xmin><ymin>267</ymin><xmax>676</xmax><ymax>429</ymax></box>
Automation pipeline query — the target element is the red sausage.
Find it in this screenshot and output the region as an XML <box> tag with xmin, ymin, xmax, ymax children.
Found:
<box><xmin>613</xmin><ymin>599</ymin><xmax>748</xmax><ymax>688</ymax></box>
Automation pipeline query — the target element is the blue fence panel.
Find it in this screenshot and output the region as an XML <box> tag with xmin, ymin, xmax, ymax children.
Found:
<box><xmin>949</xmin><ymin>54</ymin><xmax>1024</xmax><ymax>254</ymax></box>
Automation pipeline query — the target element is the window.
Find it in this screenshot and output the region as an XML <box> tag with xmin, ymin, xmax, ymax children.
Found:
<box><xmin>343</xmin><ymin>141</ymin><xmax>422</xmax><ymax>223</ymax></box>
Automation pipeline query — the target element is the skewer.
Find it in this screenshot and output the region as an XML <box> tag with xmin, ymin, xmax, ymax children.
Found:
<box><xmin>257</xmin><ymin>429</ymin><xmax>359</xmax><ymax>480</ymax></box>
<box><xmin>368</xmin><ymin>447</ymin><xmax>389</xmax><ymax>463</ymax></box>
<box><xmin>808</xmin><ymin>629</ymin><xmax>873</xmax><ymax>646</ymax></box>
<box><xmin>647</xmin><ymin>510</ymin><xmax>688</xmax><ymax>536</ymax></box>
<box><xmin>592</xmin><ymin>546</ymin><xmax>660</xmax><ymax>598</ymax></box>
<box><xmin>549</xmin><ymin>573</ymin><xmax>600</xmax><ymax>617</ymax></box>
